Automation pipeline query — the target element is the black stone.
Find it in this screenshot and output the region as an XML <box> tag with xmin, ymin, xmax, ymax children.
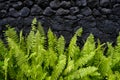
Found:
<box><xmin>100</xmin><ymin>0</ymin><xmax>110</xmax><ymax>7</ymax></box>
<box><xmin>70</xmin><ymin>7</ymin><xmax>79</xmax><ymax>15</ymax></box>
<box><xmin>56</xmin><ymin>8</ymin><xmax>70</xmax><ymax>16</ymax></box>
<box><xmin>31</xmin><ymin>5</ymin><xmax>43</xmax><ymax>16</ymax></box>
<box><xmin>64</xmin><ymin>15</ymin><xmax>77</xmax><ymax>20</ymax></box>
<box><xmin>36</xmin><ymin>0</ymin><xmax>50</xmax><ymax>9</ymax></box>
<box><xmin>100</xmin><ymin>8</ymin><xmax>111</xmax><ymax>14</ymax></box>
<box><xmin>81</xmin><ymin>7</ymin><xmax>92</xmax><ymax>16</ymax></box>
<box><xmin>0</xmin><ymin>0</ymin><xmax>4</xmax><ymax>2</ymax></box>
<box><xmin>24</xmin><ymin>16</ymin><xmax>34</xmax><ymax>26</ymax></box>
<box><xmin>60</xmin><ymin>1</ymin><xmax>71</xmax><ymax>9</ymax></box>
<box><xmin>76</xmin><ymin>0</ymin><xmax>87</xmax><ymax>7</ymax></box>
<box><xmin>12</xmin><ymin>1</ymin><xmax>23</xmax><ymax>10</ymax></box>
<box><xmin>93</xmin><ymin>8</ymin><xmax>101</xmax><ymax>16</ymax></box>
<box><xmin>97</xmin><ymin>20</ymin><xmax>119</xmax><ymax>34</ymax></box>
<box><xmin>112</xmin><ymin>4</ymin><xmax>120</xmax><ymax>16</ymax></box>
<box><xmin>50</xmin><ymin>0</ymin><xmax>60</xmax><ymax>9</ymax></box>
<box><xmin>76</xmin><ymin>14</ymin><xmax>84</xmax><ymax>20</ymax></box>
<box><xmin>87</xmin><ymin>0</ymin><xmax>99</xmax><ymax>8</ymax></box>
<box><xmin>0</xmin><ymin>3</ymin><xmax>6</xmax><ymax>10</ymax></box>
<box><xmin>0</xmin><ymin>10</ymin><xmax>7</xmax><ymax>18</ymax></box>
<box><xmin>19</xmin><ymin>7</ymin><xmax>30</xmax><ymax>17</ymax></box>
<box><xmin>8</xmin><ymin>8</ymin><xmax>19</xmax><ymax>18</ymax></box>
<box><xmin>43</xmin><ymin>7</ymin><xmax>56</xmax><ymax>16</ymax></box>
<box><xmin>23</xmin><ymin>0</ymin><xmax>33</xmax><ymax>8</ymax></box>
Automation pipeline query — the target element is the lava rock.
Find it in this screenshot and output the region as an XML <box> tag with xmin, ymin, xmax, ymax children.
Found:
<box><xmin>100</xmin><ymin>8</ymin><xmax>111</xmax><ymax>14</ymax></box>
<box><xmin>24</xmin><ymin>16</ymin><xmax>34</xmax><ymax>26</ymax></box>
<box><xmin>12</xmin><ymin>1</ymin><xmax>23</xmax><ymax>10</ymax></box>
<box><xmin>108</xmin><ymin>15</ymin><xmax>119</xmax><ymax>21</ymax></box>
<box><xmin>36</xmin><ymin>0</ymin><xmax>50</xmax><ymax>8</ymax></box>
<box><xmin>112</xmin><ymin>4</ymin><xmax>120</xmax><ymax>16</ymax></box>
<box><xmin>87</xmin><ymin>0</ymin><xmax>99</xmax><ymax>8</ymax></box>
<box><xmin>0</xmin><ymin>3</ymin><xmax>6</xmax><ymax>10</ymax></box>
<box><xmin>81</xmin><ymin>7</ymin><xmax>92</xmax><ymax>16</ymax></box>
<box><xmin>0</xmin><ymin>0</ymin><xmax>4</xmax><ymax>2</ymax></box>
<box><xmin>64</xmin><ymin>15</ymin><xmax>77</xmax><ymax>20</ymax></box>
<box><xmin>76</xmin><ymin>14</ymin><xmax>84</xmax><ymax>20</ymax></box>
<box><xmin>70</xmin><ymin>7</ymin><xmax>79</xmax><ymax>15</ymax></box>
<box><xmin>97</xmin><ymin>20</ymin><xmax>118</xmax><ymax>34</ymax></box>
<box><xmin>76</xmin><ymin>0</ymin><xmax>87</xmax><ymax>7</ymax></box>
<box><xmin>3</xmin><ymin>17</ymin><xmax>16</xmax><ymax>26</ymax></box>
<box><xmin>60</xmin><ymin>1</ymin><xmax>71</xmax><ymax>9</ymax></box>
<box><xmin>59</xmin><ymin>31</ymin><xmax>72</xmax><ymax>44</ymax></box>
<box><xmin>78</xmin><ymin>20</ymin><xmax>96</xmax><ymax>29</ymax></box>
<box><xmin>8</xmin><ymin>8</ymin><xmax>19</xmax><ymax>18</ymax></box>
<box><xmin>19</xmin><ymin>7</ymin><xmax>30</xmax><ymax>17</ymax></box>
<box><xmin>9</xmin><ymin>0</ymin><xmax>17</xmax><ymax>2</ymax></box>
<box><xmin>23</xmin><ymin>0</ymin><xmax>33</xmax><ymax>8</ymax></box>
<box><xmin>50</xmin><ymin>0</ymin><xmax>60</xmax><ymax>9</ymax></box>
<box><xmin>100</xmin><ymin>0</ymin><xmax>110</xmax><ymax>7</ymax></box>
<box><xmin>0</xmin><ymin>10</ymin><xmax>7</xmax><ymax>18</ymax></box>
<box><xmin>43</xmin><ymin>7</ymin><xmax>56</xmax><ymax>16</ymax></box>
<box><xmin>93</xmin><ymin>8</ymin><xmax>101</xmax><ymax>16</ymax></box>
<box><xmin>56</xmin><ymin>8</ymin><xmax>70</xmax><ymax>16</ymax></box>
<box><xmin>31</xmin><ymin>5</ymin><xmax>43</xmax><ymax>16</ymax></box>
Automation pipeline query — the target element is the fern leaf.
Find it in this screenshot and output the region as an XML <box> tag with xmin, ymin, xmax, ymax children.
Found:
<box><xmin>65</xmin><ymin>66</ymin><xmax>98</xmax><ymax>80</ymax></box>
<box><xmin>74</xmin><ymin>28</ymin><xmax>82</xmax><ymax>37</ymax></box>
<box><xmin>51</xmin><ymin>54</ymin><xmax>66</xmax><ymax>80</ymax></box>
<box><xmin>98</xmin><ymin>57</ymin><xmax>112</xmax><ymax>77</ymax></box>
<box><xmin>47</xmin><ymin>28</ymin><xmax>57</xmax><ymax>50</ymax></box>
<box><xmin>7</xmin><ymin>38</ymin><xmax>27</xmax><ymax>66</ymax></box>
<box><xmin>37</xmin><ymin>22</ymin><xmax>45</xmax><ymax>37</ymax></box>
<box><xmin>0</xmin><ymin>40</ymin><xmax>7</xmax><ymax>58</ymax></box>
<box><xmin>63</xmin><ymin>60</ymin><xmax>74</xmax><ymax>75</ymax></box>
<box><xmin>3</xmin><ymin>58</ymin><xmax>9</xmax><ymax>80</ymax></box>
<box><xmin>57</xmin><ymin>36</ymin><xmax>65</xmax><ymax>55</ymax></box>
<box><xmin>5</xmin><ymin>25</ymin><xmax>18</xmax><ymax>43</ymax></box>
<box><xmin>81</xmin><ymin>34</ymin><xmax>95</xmax><ymax>55</ymax></box>
<box><xmin>68</xmin><ymin>35</ymin><xmax>80</xmax><ymax>59</ymax></box>
<box><xmin>75</xmin><ymin>51</ymin><xmax>96</xmax><ymax>69</ymax></box>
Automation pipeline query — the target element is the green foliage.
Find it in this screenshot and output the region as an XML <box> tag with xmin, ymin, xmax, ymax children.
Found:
<box><xmin>0</xmin><ymin>18</ymin><xmax>120</xmax><ymax>80</ymax></box>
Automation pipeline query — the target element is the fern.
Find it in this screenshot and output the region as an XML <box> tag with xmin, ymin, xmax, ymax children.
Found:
<box><xmin>47</xmin><ymin>28</ymin><xmax>57</xmax><ymax>50</ymax></box>
<box><xmin>57</xmin><ymin>36</ymin><xmax>65</xmax><ymax>55</ymax></box>
<box><xmin>51</xmin><ymin>54</ymin><xmax>66</xmax><ymax>80</ymax></box>
<box><xmin>1</xmin><ymin>18</ymin><xmax>120</xmax><ymax>80</ymax></box>
<box><xmin>5</xmin><ymin>25</ymin><xmax>19</xmax><ymax>43</ymax></box>
<box><xmin>81</xmin><ymin>34</ymin><xmax>95</xmax><ymax>55</ymax></box>
<box><xmin>65</xmin><ymin>66</ymin><xmax>99</xmax><ymax>80</ymax></box>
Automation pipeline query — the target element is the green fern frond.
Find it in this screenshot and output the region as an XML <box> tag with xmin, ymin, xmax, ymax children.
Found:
<box><xmin>26</xmin><ymin>26</ymin><xmax>36</xmax><ymax>53</ymax></box>
<box><xmin>0</xmin><ymin>40</ymin><xmax>7</xmax><ymax>58</ymax></box>
<box><xmin>57</xmin><ymin>36</ymin><xmax>65</xmax><ymax>55</ymax></box>
<box><xmin>74</xmin><ymin>28</ymin><xmax>82</xmax><ymax>37</ymax></box>
<box><xmin>5</xmin><ymin>25</ymin><xmax>18</xmax><ymax>43</ymax></box>
<box><xmin>65</xmin><ymin>66</ymin><xmax>98</xmax><ymax>80</ymax></box>
<box><xmin>63</xmin><ymin>60</ymin><xmax>74</xmax><ymax>75</ymax></box>
<box><xmin>51</xmin><ymin>54</ymin><xmax>66</xmax><ymax>80</ymax></box>
<box><xmin>68</xmin><ymin>28</ymin><xmax>82</xmax><ymax>59</ymax></box>
<box><xmin>98</xmin><ymin>57</ymin><xmax>112</xmax><ymax>77</ymax></box>
<box><xmin>81</xmin><ymin>34</ymin><xmax>95</xmax><ymax>55</ymax></box>
<box><xmin>75</xmin><ymin>51</ymin><xmax>96</xmax><ymax>69</ymax></box>
<box><xmin>3</xmin><ymin>58</ymin><xmax>9</xmax><ymax>80</ymax></box>
<box><xmin>37</xmin><ymin>22</ymin><xmax>45</xmax><ymax>37</ymax></box>
<box><xmin>47</xmin><ymin>28</ymin><xmax>57</xmax><ymax>50</ymax></box>
<box><xmin>7</xmin><ymin>38</ymin><xmax>27</xmax><ymax>66</ymax></box>
<box><xmin>68</xmin><ymin>35</ymin><xmax>80</xmax><ymax>59</ymax></box>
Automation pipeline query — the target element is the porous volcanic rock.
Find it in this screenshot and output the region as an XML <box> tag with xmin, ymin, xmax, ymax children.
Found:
<box><xmin>0</xmin><ymin>0</ymin><xmax>120</xmax><ymax>46</ymax></box>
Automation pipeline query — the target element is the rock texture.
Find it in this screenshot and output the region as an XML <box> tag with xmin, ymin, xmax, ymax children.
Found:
<box><xmin>0</xmin><ymin>0</ymin><xmax>120</xmax><ymax>45</ymax></box>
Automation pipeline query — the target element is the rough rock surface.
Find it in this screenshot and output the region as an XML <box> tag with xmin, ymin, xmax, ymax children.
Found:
<box><xmin>0</xmin><ymin>0</ymin><xmax>120</xmax><ymax>45</ymax></box>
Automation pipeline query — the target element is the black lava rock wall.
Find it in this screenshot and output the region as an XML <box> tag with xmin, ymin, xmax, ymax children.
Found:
<box><xmin>0</xmin><ymin>0</ymin><xmax>120</xmax><ymax>45</ymax></box>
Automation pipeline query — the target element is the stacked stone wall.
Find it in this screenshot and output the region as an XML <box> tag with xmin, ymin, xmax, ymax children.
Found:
<box><xmin>0</xmin><ymin>0</ymin><xmax>120</xmax><ymax>45</ymax></box>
